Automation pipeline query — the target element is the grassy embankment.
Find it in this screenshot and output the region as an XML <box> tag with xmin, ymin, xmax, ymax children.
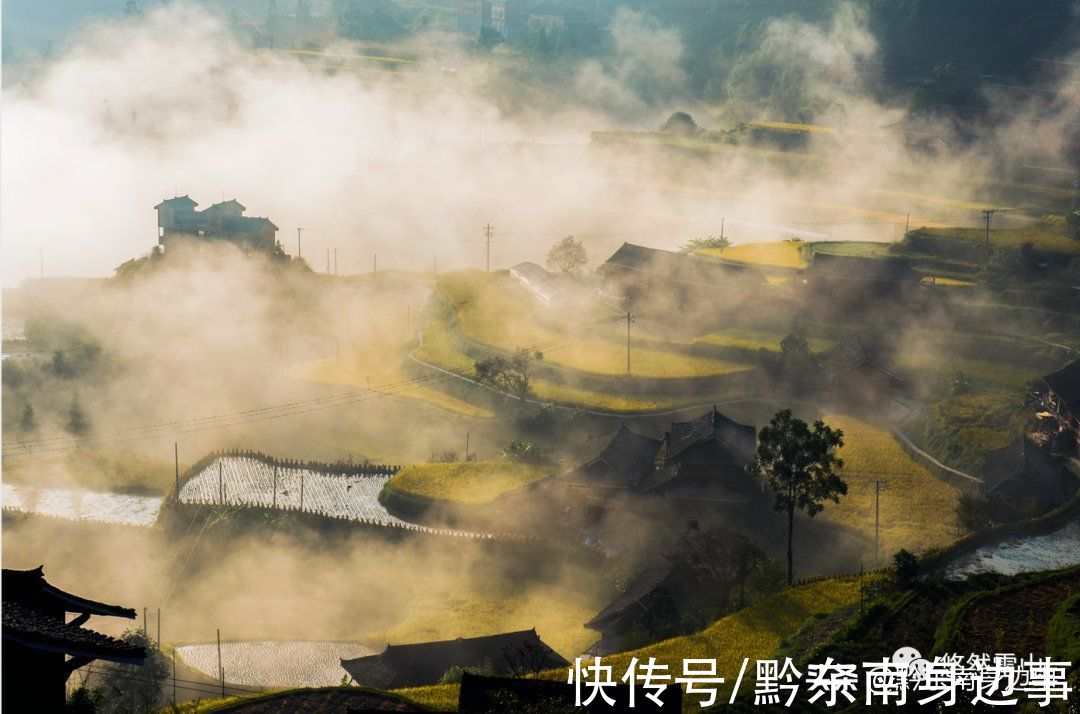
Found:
<box><xmin>915</xmin><ymin>224</ymin><xmax>1080</xmax><ymax>256</ymax></box>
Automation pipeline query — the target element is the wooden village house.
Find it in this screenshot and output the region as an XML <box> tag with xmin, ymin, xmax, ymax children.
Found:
<box><xmin>596</xmin><ymin>243</ymin><xmax>763</xmax><ymax>305</ymax></box>
<box><xmin>340</xmin><ymin>629</ymin><xmax>567</xmax><ymax>689</ymax></box>
<box><xmin>2</xmin><ymin>566</ymin><xmax>145</xmax><ymax>712</ymax></box>
<box><xmin>155</xmin><ymin>196</ymin><xmax>279</xmax><ymax>254</ymax></box>
<box><xmin>981</xmin><ymin>437</ymin><xmax>1075</xmax><ymax>508</ymax></box>
<box><xmin>802</xmin><ymin>253</ymin><xmax>923</xmax><ymax>312</ymax></box>
<box><xmin>1038</xmin><ymin>358</ymin><xmax>1080</xmax><ymax>461</ymax></box>
<box><xmin>583</xmin><ymin>565</ymin><xmax>706</xmax><ymax>656</ymax></box>
<box><xmin>814</xmin><ymin>337</ymin><xmax>904</xmax><ymax>412</ymax></box>
<box><xmin>558</xmin><ymin>408</ymin><xmax>761</xmax><ymax>526</ymax></box>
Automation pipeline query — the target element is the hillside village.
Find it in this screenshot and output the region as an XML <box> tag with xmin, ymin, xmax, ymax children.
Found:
<box><xmin>2</xmin><ymin>1</ymin><xmax>1080</xmax><ymax>712</ymax></box>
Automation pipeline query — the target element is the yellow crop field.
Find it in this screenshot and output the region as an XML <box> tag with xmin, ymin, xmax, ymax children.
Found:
<box><xmin>396</xmin><ymin>684</ymin><xmax>459</xmax><ymax>710</ymax></box>
<box><xmin>415</xmin><ymin>320</ymin><xmax>708</xmax><ymax>414</ymax></box>
<box><xmin>822</xmin><ymin>415</ymin><xmax>959</xmax><ymax>556</ymax></box>
<box><xmin>388</xmin><ymin>461</ymin><xmax>550</xmax><ymax>504</ymax></box>
<box><xmin>293</xmin><ymin>354</ymin><xmax>493</xmax><ymax>418</ymax></box>
<box><xmin>439</xmin><ymin>272</ymin><xmax>751</xmax><ymax>379</ymax></box>
<box><xmin>601</xmin><ymin>577</ymin><xmax>866</xmax><ymax>699</ymax></box>
<box><xmin>697</xmin><ymin>242</ymin><xmax>809</xmax><ymax>269</ymax></box>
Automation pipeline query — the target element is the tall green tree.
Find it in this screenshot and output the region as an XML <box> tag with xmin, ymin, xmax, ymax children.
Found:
<box><xmin>747</xmin><ymin>409</ymin><xmax>847</xmax><ymax>585</ymax></box>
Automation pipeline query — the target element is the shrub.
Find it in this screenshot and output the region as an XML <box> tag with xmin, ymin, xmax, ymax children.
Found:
<box><xmin>893</xmin><ymin>549</ymin><xmax>919</xmax><ymax>587</ymax></box>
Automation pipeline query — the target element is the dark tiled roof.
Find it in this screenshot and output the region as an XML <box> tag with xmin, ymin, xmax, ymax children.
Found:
<box><xmin>666</xmin><ymin>407</ymin><xmax>756</xmax><ymax>463</ymax></box>
<box><xmin>207</xmin><ymin>199</ymin><xmax>247</xmax><ymax>212</ymax></box>
<box><xmin>981</xmin><ymin>439</ymin><xmax>1024</xmax><ymax>491</ymax></box>
<box><xmin>805</xmin><ymin>253</ymin><xmax>918</xmax><ymax>282</ymax></box>
<box><xmin>585</xmin><ymin>566</ymin><xmax>672</xmax><ymax>630</ymax></box>
<box><xmin>987</xmin><ymin>472</ymin><xmax>1062</xmax><ymax>504</ymax></box>
<box><xmin>2</xmin><ymin>601</ymin><xmax>145</xmax><ymax>663</ymax></box>
<box><xmin>983</xmin><ymin>438</ymin><xmax>1066</xmax><ymax>505</ymax></box>
<box><xmin>815</xmin><ymin>337</ymin><xmax>900</xmax><ymax>380</ymax></box>
<box><xmin>2</xmin><ymin>566</ymin><xmax>137</xmax><ymax>618</ymax></box>
<box><xmin>599</xmin><ymin>243</ymin><xmax>761</xmax><ymax>288</ymax></box>
<box><xmin>1044</xmin><ymin>359</ymin><xmax>1080</xmax><ymax>413</ymax></box>
<box><xmin>341</xmin><ymin>629</ymin><xmax>568</xmax><ymax>690</ymax></box>
<box><xmin>564</xmin><ymin>424</ymin><xmax>662</xmax><ymax>490</ymax></box>
<box><xmin>154</xmin><ymin>195</ymin><xmax>198</xmax><ymax>209</ymax></box>
<box><xmin>221</xmin><ymin>216</ymin><xmax>279</xmax><ymax>233</ymax></box>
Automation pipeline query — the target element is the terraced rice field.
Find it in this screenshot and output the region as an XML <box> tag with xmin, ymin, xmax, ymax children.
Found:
<box><xmin>178</xmin><ymin>457</ymin><xmax>407</xmax><ymax>525</ymax></box>
<box><xmin>414</xmin><ymin>321</ymin><xmax>704</xmax><ymax>414</ymax></box>
<box><xmin>1</xmin><ymin>483</ymin><xmax>162</xmax><ymax>526</ymax></box>
<box><xmin>944</xmin><ymin>520</ymin><xmax>1080</xmax><ymax>578</ymax></box>
<box><xmin>951</xmin><ymin>570</ymin><xmax>1080</xmax><ymax>657</ymax></box>
<box><xmin>177</xmin><ymin>641</ymin><xmax>374</xmax><ymax>688</ymax></box>
<box><xmin>439</xmin><ymin>272</ymin><xmax>750</xmax><ymax>379</ymax></box>
<box><xmin>822</xmin><ymin>416</ymin><xmax>960</xmax><ymax>557</ymax></box>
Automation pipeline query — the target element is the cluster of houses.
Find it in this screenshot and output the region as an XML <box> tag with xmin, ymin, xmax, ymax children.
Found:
<box><xmin>154</xmin><ymin>196</ymin><xmax>279</xmax><ymax>255</ymax></box>
<box><xmin>593</xmin><ymin>241</ymin><xmax>929</xmax><ymax>313</ymax></box>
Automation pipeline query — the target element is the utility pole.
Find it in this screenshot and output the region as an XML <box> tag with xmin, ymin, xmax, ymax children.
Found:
<box><xmin>483</xmin><ymin>224</ymin><xmax>493</xmax><ymax>272</ymax></box>
<box><xmin>872</xmin><ymin>479</ymin><xmax>888</xmax><ymax>565</ymax></box>
<box><xmin>172</xmin><ymin>651</ymin><xmax>177</xmax><ymax>704</ymax></box>
<box><xmin>39</xmin><ymin>248</ymin><xmax>45</xmax><ymax>280</ymax></box>
<box><xmin>465</xmin><ymin>431</ymin><xmax>470</xmax><ymax>461</ymax></box>
<box><xmin>143</xmin><ymin>608</ymin><xmax>147</xmax><ymax>640</ymax></box>
<box><xmin>981</xmin><ymin>209</ymin><xmax>996</xmax><ymax>264</ymax></box>
<box><xmin>905</xmin><ymin>212</ymin><xmax>910</xmax><ymax>234</ymax></box>
<box><xmin>720</xmin><ymin>218</ymin><xmax>725</xmax><ymax>240</ymax></box>
<box><xmin>157</xmin><ymin>607</ymin><xmax>161</xmax><ymax>646</ymax></box>
<box><xmin>174</xmin><ymin>442</ymin><xmax>179</xmax><ymax>495</ymax></box>
<box><xmin>218</xmin><ymin>462</ymin><xmax>223</xmax><ymax>505</ymax></box>
<box><xmin>217</xmin><ymin>628</ymin><xmax>224</xmax><ymax>698</ymax></box>
<box><xmin>619</xmin><ymin>311</ymin><xmax>636</xmax><ymax>377</ymax></box>
<box><xmin>373</xmin><ymin>253</ymin><xmax>377</xmax><ymax>274</ymax></box>
<box><xmin>296</xmin><ymin>227</ymin><xmax>303</xmax><ymax>260</ymax></box>
<box><xmin>334</xmin><ymin>247</ymin><xmax>338</xmax><ymax>275</ymax></box>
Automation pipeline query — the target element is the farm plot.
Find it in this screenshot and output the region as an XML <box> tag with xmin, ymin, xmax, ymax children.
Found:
<box><xmin>944</xmin><ymin>520</ymin><xmax>1080</xmax><ymax>579</ymax></box>
<box><xmin>177</xmin><ymin>641</ymin><xmax>374</xmax><ymax>688</ymax></box>
<box><xmin>1</xmin><ymin>483</ymin><xmax>162</xmax><ymax>526</ymax></box>
<box><xmin>178</xmin><ymin>457</ymin><xmax>408</xmax><ymax>525</ymax></box>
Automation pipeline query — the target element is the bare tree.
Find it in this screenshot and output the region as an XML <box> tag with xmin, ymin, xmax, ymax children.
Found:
<box><xmin>545</xmin><ymin>236</ymin><xmax>587</xmax><ymax>274</ymax></box>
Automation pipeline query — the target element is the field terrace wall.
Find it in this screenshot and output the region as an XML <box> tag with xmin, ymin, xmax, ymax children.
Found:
<box><xmin>920</xmin><ymin>489</ymin><xmax>1080</xmax><ymax>576</ymax></box>
<box><xmin>164</xmin><ymin>450</ymin><xmax>548</xmax><ymax>545</ymax></box>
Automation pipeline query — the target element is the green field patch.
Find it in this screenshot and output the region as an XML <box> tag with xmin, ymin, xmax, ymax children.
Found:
<box><xmin>914</xmin><ymin>224</ymin><xmax>1080</xmax><ymax>256</ymax></box>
